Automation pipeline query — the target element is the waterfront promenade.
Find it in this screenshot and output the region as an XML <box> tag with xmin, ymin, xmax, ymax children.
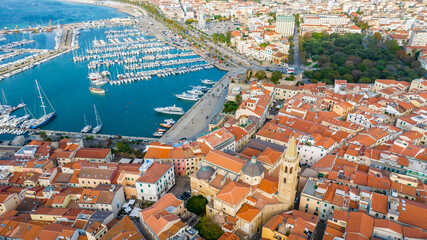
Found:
<box><xmin>1</xmin><ymin>127</ymin><xmax>158</xmax><ymax>143</ymax></box>
<box><xmin>160</xmin><ymin>69</ymin><xmax>243</xmax><ymax>143</ymax></box>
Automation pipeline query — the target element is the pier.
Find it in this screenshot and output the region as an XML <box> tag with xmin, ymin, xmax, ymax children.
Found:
<box><xmin>160</xmin><ymin>69</ymin><xmax>243</xmax><ymax>143</ymax></box>
<box><xmin>1</xmin><ymin>127</ymin><xmax>159</xmax><ymax>143</ymax></box>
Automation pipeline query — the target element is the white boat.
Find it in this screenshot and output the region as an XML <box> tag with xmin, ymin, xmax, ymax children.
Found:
<box><xmin>153</xmin><ymin>131</ymin><xmax>163</xmax><ymax>137</ymax></box>
<box><xmin>0</xmin><ymin>35</ymin><xmax>5</xmax><ymax>42</ymax></box>
<box><xmin>175</xmin><ymin>92</ymin><xmax>199</xmax><ymax>101</ymax></box>
<box><xmin>92</xmin><ymin>104</ymin><xmax>102</xmax><ymax>134</ymax></box>
<box><xmin>81</xmin><ymin>115</ymin><xmax>92</xmax><ymax>133</ymax></box>
<box><xmin>30</xmin><ymin>80</ymin><xmax>55</xmax><ymax>129</ymax></box>
<box><xmin>188</xmin><ymin>89</ymin><xmax>204</xmax><ymax>95</ymax></box>
<box><xmin>164</xmin><ymin>119</ymin><xmax>176</xmax><ymax>124</ymax></box>
<box><xmin>201</xmin><ymin>79</ymin><xmax>215</xmax><ymax>85</ymax></box>
<box><xmin>154</xmin><ymin>105</ymin><xmax>184</xmax><ymax>115</ymax></box>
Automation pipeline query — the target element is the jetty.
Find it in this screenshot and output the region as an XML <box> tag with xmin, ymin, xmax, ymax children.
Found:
<box><xmin>0</xmin><ymin>127</ymin><xmax>158</xmax><ymax>143</ymax></box>
<box><xmin>160</xmin><ymin>69</ymin><xmax>243</xmax><ymax>143</ymax></box>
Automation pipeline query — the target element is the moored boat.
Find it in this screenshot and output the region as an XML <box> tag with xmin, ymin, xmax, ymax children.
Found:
<box><xmin>154</xmin><ymin>105</ymin><xmax>184</xmax><ymax>115</ymax></box>
<box><xmin>30</xmin><ymin>80</ymin><xmax>56</xmax><ymax>129</ymax></box>
<box><xmin>175</xmin><ymin>92</ymin><xmax>199</xmax><ymax>101</ymax></box>
<box><xmin>92</xmin><ymin>104</ymin><xmax>102</xmax><ymax>134</ymax></box>
<box><xmin>89</xmin><ymin>87</ymin><xmax>105</xmax><ymax>94</ymax></box>
<box><xmin>81</xmin><ymin>115</ymin><xmax>92</xmax><ymax>133</ymax></box>
<box><xmin>160</xmin><ymin>122</ymin><xmax>172</xmax><ymax>128</ymax></box>
<box><xmin>201</xmin><ymin>79</ymin><xmax>215</xmax><ymax>85</ymax></box>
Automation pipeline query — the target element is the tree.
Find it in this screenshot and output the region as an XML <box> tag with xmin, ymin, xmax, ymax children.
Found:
<box><xmin>235</xmin><ymin>94</ymin><xmax>242</xmax><ymax>105</ymax></box>
<box><xmin>116</xmin><ymin>141</ymin><xmax>131</xmax><ymax>153</ymax></box>
<box><xmin>255</xmin><ymin>70</ymin><xmax>266</xmax><ymax>80</ymax></box>
<box><xmin>373</xmin><ymin>32</ymin><xmax>382</xmax><ymax>41</ymax></box>
<box><xmin>39</xmin><ymin>131</ymin><xmax>47</xmax><ymax>139</ymax></box>
<box><xmin>195</xmin><ymin>216</ymin><xmax>224</xmax><ymax>240</ymax></box>
<box><xmin>271</xmin><ymin>71</ymin><xmax>282</xmax><ymax>84</ymax></box>
<box><xmin>186</xmin><ymin>195</ymin><xmax>208</xmax><ymax>215</ymax></box>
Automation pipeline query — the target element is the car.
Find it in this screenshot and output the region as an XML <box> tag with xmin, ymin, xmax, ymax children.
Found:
<box><xmin>183</xmin><ymin>192</ymin><xmax>191</xmax><ymax>199</ymax></box>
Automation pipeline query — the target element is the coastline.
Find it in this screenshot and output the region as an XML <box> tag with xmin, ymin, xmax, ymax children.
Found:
<box><xmin>57</xmin><ymin>0</ymin><xmax>144</xmax><ymax>18</ymax></box>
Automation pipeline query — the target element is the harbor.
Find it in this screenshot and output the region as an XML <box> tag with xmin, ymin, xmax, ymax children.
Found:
<box><xmin>0</xmin><ymin>0</ymin><xmax>227</xmax><ymax>139</ymax></box>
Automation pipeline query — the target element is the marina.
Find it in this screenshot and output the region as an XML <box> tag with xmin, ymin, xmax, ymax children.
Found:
<box><xmin>0</xmin><ymin>1</ymin><xmax>226</xmax><ymax>138</ymax></box>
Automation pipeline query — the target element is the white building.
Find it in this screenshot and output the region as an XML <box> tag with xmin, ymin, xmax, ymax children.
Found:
<box><xmin>303</xmin><ymin>14</ymin><xmax>350</xmax><ymax>26</ymax></box>
<box><xmin>136</xmin><ymin>161</ymin><xmax>175</xmax><ymax>202</ymax></box>
<box><xmin>198</xmin><ymin>9</ymin><xmax>206</xmax><ymax>30</ymax></box>
<box><xmin>408</xmin><ymin>30</ymin><xmax>427</xmax><ymax>47</ymax></box>
<box><xmin>297</xmin><ymin>135</ymin><xmax>338</xmax><ymax>166</ymax></box>
<box><xmin>276</xmin><ymin>15</ymin><xmax>295</xmax><ymax>37</ymax></box>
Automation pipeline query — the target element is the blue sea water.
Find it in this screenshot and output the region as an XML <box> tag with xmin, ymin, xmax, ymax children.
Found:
<box><xmin>1</xmin><ymin>28</ymin><xmax>226</xmax><ymax>138</ymax></box>
<box><xmin>0</xmin><ymin>32</ymin><xmax>58</xmax><ymax>50</ymax></box>
<box><xmin>0</xmin><ymin>0</ymin><xmax>128</xmax><ymax>29</ymax></box>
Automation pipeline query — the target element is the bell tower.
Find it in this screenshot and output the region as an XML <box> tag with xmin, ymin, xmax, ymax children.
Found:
<box><xmin>277</xmin><ymin>136</ymin><xmax>300</xmax><ymax>210</ymax></box>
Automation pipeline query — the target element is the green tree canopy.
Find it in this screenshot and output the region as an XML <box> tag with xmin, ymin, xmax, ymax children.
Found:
<box><xmin>195</xmin><ymin>216</ymin><xmax>224</xmax><ymax>240</ymax></box>
<box><xmin>187</xmin><ymin>195</ymin><xmax>208</xmax><ymax>215</ymax></box>
<box><xmin>255</xmin><ymin>70</ymin><xmax>266</xmax><ymax>80</ymax></box>
<box><xmin>271</xmin><ymin>71</ymin><xmax>283</xmax><ymax>84</ymax></box>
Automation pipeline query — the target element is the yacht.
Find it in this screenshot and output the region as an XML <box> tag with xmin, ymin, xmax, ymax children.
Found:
<box><xmin>154</xmin><ymin>105</ymin><xmax>184</xmax><ymax>115</ymax></box>
<box><xmin>188</xmin><ymin>89</ymin><xmax>203</xmax><ymax>95</ymax></box>
<box><xmin>81</xmin><ymin>115</ymin><xmax>92</xmax><ymax>133</ymax></box>
<box><xmin>153</xmin><ymin>131</ymin><xmax>163</xmax><ymax>137</ymax></box>
<box><xmin>164</xmin><ymin>119</ymin><xmax>176</xmax><ymax>124</ymax></box>
<box><xmin>175</xmin><ymin>92</ymin><xmax>199</xmax><ymax>101</ymax></box>
<box><xmin>92</xmin><ymin>104</ymin><xmax>102</xmax><ymax>134</ymax></box>
<box><xmin>201</xmin><ymin>79</ymin><xmax>215</xmax><ymax>85</ymax></box>
<box><xmin>30</xmin><ymin>80</ymin><xmax>55</xmax><ymax>129</ymax></box>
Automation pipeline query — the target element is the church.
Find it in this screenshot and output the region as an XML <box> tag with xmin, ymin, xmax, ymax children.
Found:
<box><xmin>190</xmin><ymin>136</ymin><xmax>300</xmax><ymax>238</ymax></box>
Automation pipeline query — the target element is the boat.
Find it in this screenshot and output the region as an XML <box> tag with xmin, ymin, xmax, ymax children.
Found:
<box><xmin>92</xmin><ymin>104</ymin><xmax>102</xmax><ymax>134</ymax></box>
<box><xmin>89</xmin><ymin>87</ymin><xmax>105</xmax><ymax>94</ymax></box>
<box><xmin>201</xmin><ymin>79</ymin><xmax>215</xmax><ymax>85</ymax></box>
<box><xmin>81</xmin><ymin>115</ymin><xmax>92</xmax><ymax>133</ymax></box>
<box><xmin>192</xmin><ymin>85</ymin><xmax>210</xmax><ymax>92</ymax></box>
<box><xmin>153</xmin><ymin>131</ymin><xmax>163</xmax><ymax>137</ymax></box>
<box><xmin>89</xmin><ymin>72</ymin><xmax>108</xmax><ymax>85</ymax></box>
<box><xmin>160</xmin><ymin>122</ymin><xmax>172</xmax><ymax>128</ymax></box>
<box><xmin>157</xmin><ymin>128</ymin><xmax>166</xmax><ymax>132</ymax></box>
<box><xmin>0</xmin><ymin>35</ymin><xmax>5</xmax><ymax>42</ymax></box>
<box><xmin>154</xmin><ymin>105</ymin><xmax>184</xmax><ymax>115</ymax></box>
<box><xmin>175</xmin><ymin>92</ymin><xmax>199</xmax><ymax>101</ymax></box>
<box><xmin>164</xmin><ymin>119</ymin><xmax>176</xmax><ymax>124</ymax></box>
<box><xmin>89</xmin><ymin>72</ymin><xmax>102</xmax><ymax>81</ymax></box>
<box><xmin>188</xmin><ymin>89</ymin><xmax>203</xmax><ymax>95</ymax></box>
<box><xmin>30</xmin><ymin>80</ymin><xmax>55</xmax><ymax>129</ymax></box>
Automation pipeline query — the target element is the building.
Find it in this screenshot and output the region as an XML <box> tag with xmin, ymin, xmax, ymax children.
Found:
<box><xmin>197</xmin><ymin>128</ymin><xmax>236</xmax><ymax>152</ymax></box>
<box><xmin>275</xmin><ymin>15</ymin><xmax>295</xmax><ymax>37</ymax></box>
<box><xmin>0</xmin><ymin>192</ymin><xmax>21</xmax><ymax>215</ymax></box>
<box><xmin>191</xmin><ymin>136</ymin><xmax>300</xmax><ymax>238</ymax></box>
<box><xmin>74</xmin><ymin>148</ymin><xmax>113</xmax><ymax>163</ymax></box>
<box><xmin>78</xmin><ymin>184</ymin><xmax>125</xmax><ymax>217</ymax></box>
<box><xmin>262</xmin><ymin>210</ymin><xmax>317</xmax><ymax>240</ymax></box>
<box><xmin>139</xmin><ymin>193</ymin><xmax>189</xmax><ymax>240</ymax></box>
<box><xmin>101</xmin><ymin>215</ymin><xmax>144</xmax><ymax>240</ymax></box>
<box><xmin>136</xmin><ymin>161</ymin><xmax>175</xmax><ymax>202</ymax></box>
<box><xmin>408</xmin><ymin>30</ymin><xmax>427</xmax><ymax>47</ymax></box>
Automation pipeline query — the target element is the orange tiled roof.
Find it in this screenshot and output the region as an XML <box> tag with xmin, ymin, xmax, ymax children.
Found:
<box><xmin>216</xmin><ymin>181</ymin><xmax>250</xmax><ymax>206</ymax></box>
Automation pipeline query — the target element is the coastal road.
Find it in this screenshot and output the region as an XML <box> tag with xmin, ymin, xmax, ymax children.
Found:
<box><xmin>161</xmin><ymin>70</ymin><xmax>241</xmax><ymax>143</ymax></box>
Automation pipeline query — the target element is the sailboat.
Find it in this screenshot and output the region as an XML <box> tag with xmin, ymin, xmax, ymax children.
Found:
<box><xmin>30</xmin><ymin>80</ymin><xmax>55</xmax><ymax>129</ymax></box>
<box><xmin>0</xmin><ymin>89</ymin><xmax>12</xmax><ymax>111</ymax></box>
<box><xmin>92</xmin><ymin>104</ymin><xmax>102</xmax><ymax>134</ymax></box>
<box><xmin>81</xmin><ymin>115</ymin><xmax>92</xmax><ymax>133</ymax></box>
